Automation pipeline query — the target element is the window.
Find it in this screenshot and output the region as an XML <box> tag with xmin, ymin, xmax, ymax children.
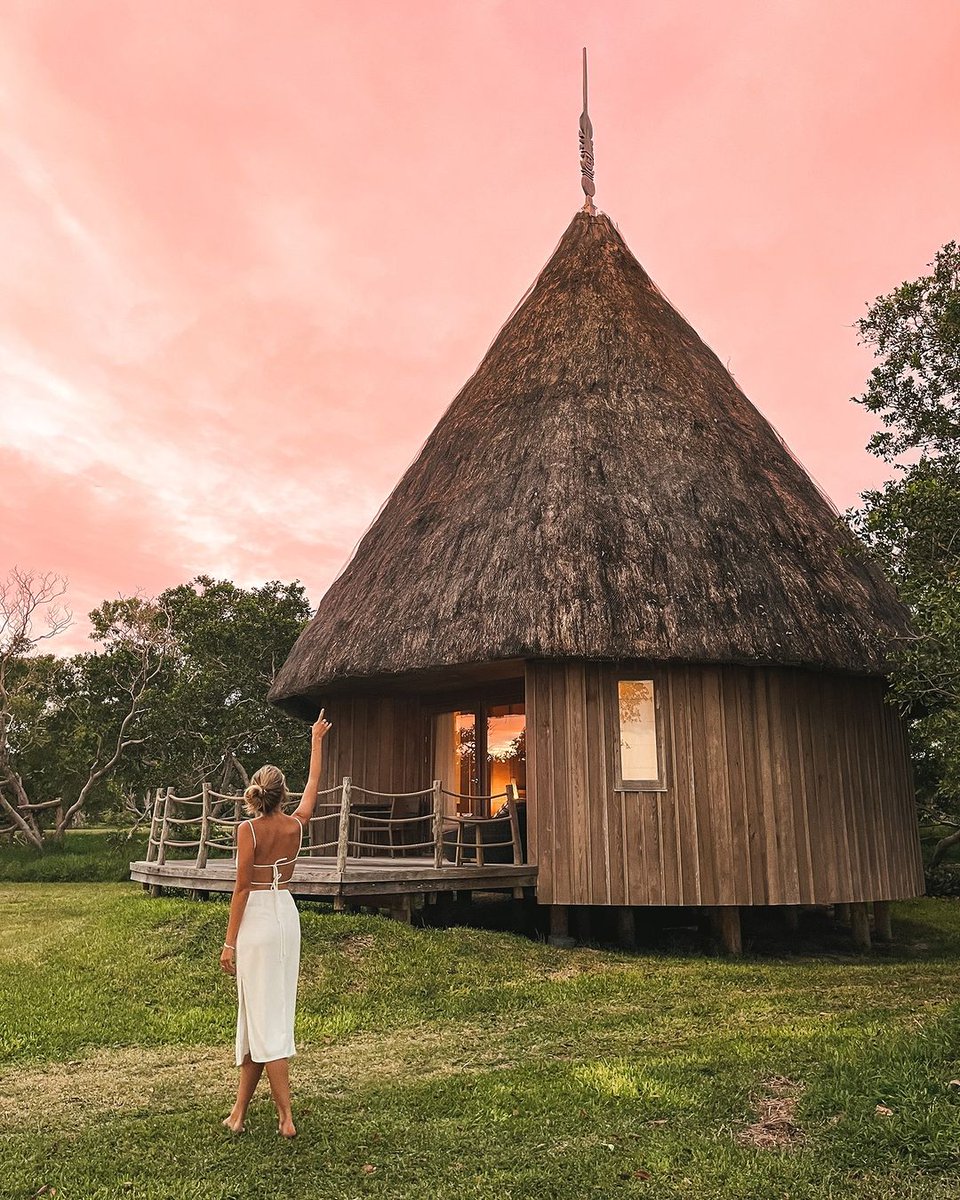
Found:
<box><xmin>616</xmin><ymin>678</ymin><xmax>664</xmax><ymax>790</ymax></box>
<box><xmin>432</xmin><ymin>711</ymin><xmax>477</xmax><ymax>813</ymax></box>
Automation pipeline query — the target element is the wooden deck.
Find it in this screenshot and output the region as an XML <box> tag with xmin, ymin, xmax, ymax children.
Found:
<box><xmin>129</xmin><ymin>854</ymin><xmax>537</xmax><ymax>902</ymax></box>
<box><xmin>131</xmin><ymin>779</ymin><xmax>535</xmax><ymax>913</ymax></box>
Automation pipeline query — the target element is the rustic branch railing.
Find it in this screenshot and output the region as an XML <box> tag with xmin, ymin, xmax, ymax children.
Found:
<box><xmin>142</xmin><ymin>778</ymin><xmax>524</xmax><ymax>870</ymax></box>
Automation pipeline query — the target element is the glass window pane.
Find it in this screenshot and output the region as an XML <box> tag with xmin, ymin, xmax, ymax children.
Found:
<box><xmin>618</xmin><ymin>680</ymin><xmax>658</xmax><ymax>783</ymax></box>
<box><xmin>456</xmin><ymin>712</ymin><xmax>477</xmax><ymax>796</ymax></box>
<box><xmin>486</xmin><ymin>704</ymin><xmax>526</xmax><ymax>800</ymax></box>
<box><xmin>433</xmin><ymin>711</ymin><xmax>476</xmax><ymax>814</ymax></box>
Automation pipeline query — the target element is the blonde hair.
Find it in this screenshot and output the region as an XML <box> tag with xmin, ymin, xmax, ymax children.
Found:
<box><xmin>243</xmin><ymin>764</ymin><xmax>288</xmax><ymax>815</ymax></box>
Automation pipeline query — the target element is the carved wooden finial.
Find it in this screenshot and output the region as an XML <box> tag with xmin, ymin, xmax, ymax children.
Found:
<box><xmin>580</xmin><ymin>47</ymin><xmax>596</xmax><ymax>214</ymax></box>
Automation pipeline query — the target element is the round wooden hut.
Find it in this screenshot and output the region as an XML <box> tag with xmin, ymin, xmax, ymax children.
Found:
<box><xmin>268</xmin><ymin>208</ymin><xmax>924</xmax><ymax>949</ymax></box>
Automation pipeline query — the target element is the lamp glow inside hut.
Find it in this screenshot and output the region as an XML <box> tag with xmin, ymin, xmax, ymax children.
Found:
<box><xmin>269</xmin><ymin>58</ymin><xmax>923</xmax><ymax>951</ymax></box>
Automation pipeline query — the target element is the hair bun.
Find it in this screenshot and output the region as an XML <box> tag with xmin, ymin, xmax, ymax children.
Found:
<box><xmin>244</xmin><ymin>765</ymin><xmax>287</xmax><ymax>814</ymax></box>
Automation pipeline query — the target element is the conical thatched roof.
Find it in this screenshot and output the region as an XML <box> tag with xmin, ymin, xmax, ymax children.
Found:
<box><xmin>270</xmin><ymin>211</ymin><xmax>910</xmax><ymax>714</ymax></box>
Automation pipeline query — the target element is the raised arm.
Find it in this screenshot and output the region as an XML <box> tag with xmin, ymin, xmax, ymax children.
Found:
<box><xmin>292</xmin><ymin>708</ymin><xmax>332</xmax><ymax>824</ymax></box>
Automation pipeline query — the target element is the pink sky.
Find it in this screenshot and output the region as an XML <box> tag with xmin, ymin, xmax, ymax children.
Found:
<box><xmin>2</xmin><ymin>1</ymin><xmax>958</xmax><ymax>650</ymax></box>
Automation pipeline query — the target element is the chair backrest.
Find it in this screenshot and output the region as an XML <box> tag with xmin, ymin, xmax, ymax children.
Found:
<box><xmin>390</xmin><ymin>795</ymin><xmax>423</xmax><ymax>819</ymax></box>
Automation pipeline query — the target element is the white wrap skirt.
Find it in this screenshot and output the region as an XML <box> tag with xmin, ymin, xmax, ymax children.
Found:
<box><xmin>234</xmin><ymin>888</ymin><xmax>301</xmax><ymax>1065</ymax></box>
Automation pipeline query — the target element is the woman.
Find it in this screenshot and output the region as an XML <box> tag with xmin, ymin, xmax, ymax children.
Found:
<box><xmin>220</xmin><ymin>709</ymin><xmax>332</xmax><ymax>1137</ymax></box>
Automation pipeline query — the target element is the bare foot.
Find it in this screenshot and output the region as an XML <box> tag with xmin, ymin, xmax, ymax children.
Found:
<box><xmin>277</xmin><ymin>1116</ymin><xmax>297</xmax><ymax>1138</ymax></box>
<box><xmin>222</xmin><ymin>1115</ymin><xmax>245</xmax><ymax>1133</ymax></box>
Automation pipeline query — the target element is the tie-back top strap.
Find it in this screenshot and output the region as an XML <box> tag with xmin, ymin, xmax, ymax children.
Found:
<box><xmin>248</xmin><ymin>817</ymin><xmax>304</xmax><ymax>883</ymax></box>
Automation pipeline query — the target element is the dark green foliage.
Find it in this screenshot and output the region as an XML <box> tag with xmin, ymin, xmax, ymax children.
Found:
<box><xmin>0</xmin><ymin>828</ymin><xmax>148</xmax><ymax>882</ymax></box>
<box><xmin>850</xmin><ymin>243</ymin><xmax>960</xmax><ymax>827</ymax></box>
<box><xmin>6</xmin><ymin>577</ymin><xmax>312</xmax><ymax>832</ymax></box>
<box><xmin>923</xmin><ymin>865</ymin><xmax>960</xmax><ymax>898</ymax></box>
<box><xmin>855</xmin><ymin>242</ymin><xmax>960</xmax><ymax>463</ymax></box>
<box><xmin>120</xmin><ymin>575</ymin><xmax>313</xmax><ymax>792</ymax></box>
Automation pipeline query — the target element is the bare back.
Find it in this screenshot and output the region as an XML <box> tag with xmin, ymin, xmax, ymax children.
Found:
<box><xmin>247</xmin><ymin>813</ymin><xmax>305</xmax><ymax>889</ymax></box>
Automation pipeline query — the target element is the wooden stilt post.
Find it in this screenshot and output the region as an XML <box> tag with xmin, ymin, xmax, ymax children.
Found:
<box><xmin>783</xmin><ymin>906</ymin><xmax>800</xmax><ymax>933</ymax></box>
<box><xmin>432</xmin><ymin>779</ymin><xmax>444</xmax><ymax>869</ymax></box>
<box><xmin>850</xmin><ymin>902</ymin><xmax>872</xmax><ymax>950</ymax></box>
<box><xmin>834</xmin><ymin>902</ymin><xmax>851</xmax><ymax>925</ymax></box>
<box><xmin>710</xmin><ymin>907</ymin><xmax>742</xmax><ymax>956</ymax></box>
<box><xmin>874</xmin><ymin>900</ymin><xmax>893</xmax><ymax>943</ymax></box>
<box><xmin>617</xmin><ymin>905</ymin><xmax>637</xmax><ymax>950</ymax></box>
<box><xmin>549</xmin><ymin>904</ymin><xmax>575</xmax><ymax>948</ymax></box>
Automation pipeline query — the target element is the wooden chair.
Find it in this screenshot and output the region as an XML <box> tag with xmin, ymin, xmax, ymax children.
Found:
<box><xmin>387</xmin><ymin>794</ymin><xmax>428</xmax><ymax>857</ymax></box>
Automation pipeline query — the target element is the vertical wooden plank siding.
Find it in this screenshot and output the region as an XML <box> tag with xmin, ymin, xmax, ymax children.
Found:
<box><xmin>584</xmin><ymin>665</ymin><xmax>613</xmax><ymax>904</ymax></box>
<box><xmin>703</xmin><ymin>667</ymin><xmax>736</xmax><ymax>904</ymax></box>
<box><xmin>524</xmin><ymin>661</ymin><xmax>540</xmax><ymax>871</ymax></box>
<box><xmin>550</xmin><ymin>663</ymin><xmax>572</xmax><ymax>903</ymax></box>
<box><xmin>532</xmin><ymin>661</ymin><xmax>555</xmax><ymax>902</ymax></box>
<box><xmin>318</xmin><ymin>695</ymin><xmax>424</xmax><ymax>795</ymax></box>
<box><xmin>654</xmin><ymin>675</ymin><xmax>681</xmax><ymax>907</ymax></box>
<box><xmin>688</xmin><ymin>668</ymin><xmax>720</xmax><ymax>904</ymax></box>
<box><xmin>600</xmin><ymin>664</ymin><xmax>628</xmax><ymax>904</ymax></box>
<box><xmin>565</xmin><ymin>663</ymin><xmax>591</xmax><ymax>903</ymax></box>
<box><xmin>752</xmin><ymin>671</ymin><xmax>784</xmax><ymax>904</ymax></box>
<box><xmin>838</xmin><ymin>676</ymin><xmax>870</xmax><ymax>900</ymax></box>
<box><xmin>735</xmin><ymin>675</ymin><xmax>767</xmax><ymax>904</ymax></box>
<box><xmin>721</xmin><ymin>669</ymin><xmax>752</xmax><ymax>906</ymax></box>
<box><xmin>779</xmin><ymin>669</ymin><xmax>816</xmax><ymax>903</ymax></box>
<box><xmin>765</xmin><ymin>671</ymin><xmax>801</xmax><ymax>904</ymax></box>
<box><xmin>526</xmin><ymin>661</ymin><xmax>923</xmax><ymax>907</ymax></box>
<box><xmin>879</xmin><ymin>694</ymin><xmax>902</xmax><ymax>896</ymax></box>
<box><xmin>669</xmin><ymin>668</ymin><xmax>702</xmax><ymax>905</ymax></box>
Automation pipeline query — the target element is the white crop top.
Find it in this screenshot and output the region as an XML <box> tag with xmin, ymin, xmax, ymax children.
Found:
<box><xmin>247</xmin><ymin>817</ymin><xmax>304</xmax><ymax>890</ymax></box>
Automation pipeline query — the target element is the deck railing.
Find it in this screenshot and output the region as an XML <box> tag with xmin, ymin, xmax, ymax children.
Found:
<box><xmin>143</xmin><ymin>778</ymin><xmax>524</xmax><ymax>871</ymax></box>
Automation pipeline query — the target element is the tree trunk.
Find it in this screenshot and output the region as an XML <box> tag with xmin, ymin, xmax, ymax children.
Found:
<box><xmin>0</xmin><ymin>775</ymin><xmax>44</xmax><ymax>850</ymax></box>
<box><xmin>931</xmin><ymin>828</ymin><xmax>960</xmax><ymax>866</ymax></box>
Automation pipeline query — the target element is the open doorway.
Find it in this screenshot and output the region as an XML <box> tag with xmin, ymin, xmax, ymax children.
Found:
<box><xmin>430</xmin><ymin>689</ymin><xmax>526</xmax><ymax>817</ymax></box>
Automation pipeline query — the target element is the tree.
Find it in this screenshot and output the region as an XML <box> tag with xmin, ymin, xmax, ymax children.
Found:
<box><xmin>855</xmin><ymin>241</ymin><xmax>960</xmax><ymax>463</ymax></box>
<box><xmin>0</xmin><ymin>570</ymin><xmax>72</xmax><ymax>843</ymax></box>
<box><xmin>119</xmin><ymin>576</ymin><xmax>312</xmax><ymax>794</ymax></box>
<box><xmin>849</xmin><ymin>242</ymin><xmax>960</xmax><ymax>862</ymax></box>
<box><xmin>0</xmin><ymin>571</ymin><xmax>311</xmax><ymax>847</ymax></box>
<box><xmin>0</xmin><ymin>571</ymin><xmax>170</xmax><ymax>846</ymax></box>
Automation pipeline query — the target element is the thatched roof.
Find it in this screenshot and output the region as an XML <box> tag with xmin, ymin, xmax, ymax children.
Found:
<box><xmin>270</xmin><ymin>211</ymin><xmax>910</xmax><ymax>714</ymax></box>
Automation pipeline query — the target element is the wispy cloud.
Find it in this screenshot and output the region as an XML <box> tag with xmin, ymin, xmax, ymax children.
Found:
<box><xmin>1</xmin><ymin>0</ymin><xmax>958</xmax><ymax>655</ymax></box>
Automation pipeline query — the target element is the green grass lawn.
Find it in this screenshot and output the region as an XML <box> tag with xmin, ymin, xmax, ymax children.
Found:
<box><xmin>0</xmin><ymin>827</ymin><xmax>149</xmax><ymax>883</ymax></box>
<box><xmin>1</xmin><ymin>884</ymin><xmax>959</xmax><ymax>1199</ymax></box>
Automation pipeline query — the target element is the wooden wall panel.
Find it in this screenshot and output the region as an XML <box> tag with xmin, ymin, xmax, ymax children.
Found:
<box><xmin>318</xmin><ymin>695</ymin><xmax>425</xmax><ymax>797</ymax></box>
<box><xmin>526</xmin><ymin>660</ymin><xmax>924</xmax><ymax>907</ymax></box>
